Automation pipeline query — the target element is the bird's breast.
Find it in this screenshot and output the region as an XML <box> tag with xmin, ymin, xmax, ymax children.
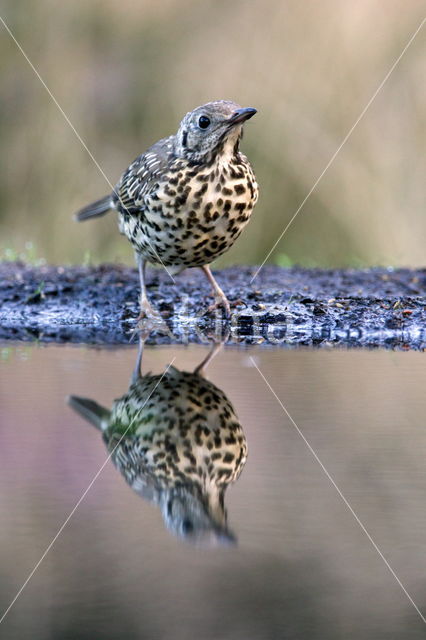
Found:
<box><xmin>106</xmin><ymin>371</ymin><xmax>247</xmax><ymax>490</ymax></box>
<box><xmin>120</xmin><ymin>155</ymin><xmax>258</xmax><ymax>269</ymax></box>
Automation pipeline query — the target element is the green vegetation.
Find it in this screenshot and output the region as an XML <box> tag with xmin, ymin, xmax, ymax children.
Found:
<box><xmin>25</xmin><ymin>280</ymin><xmax>45</xmax><ymax>303</ymax></box>
<box><xmin>0</xmin><ymin>242</ymin><xmax>46</xmax><ymax>266</ymax></box>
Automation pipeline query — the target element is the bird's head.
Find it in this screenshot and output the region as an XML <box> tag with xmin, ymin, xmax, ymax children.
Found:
<box><xmin>174</xmin><ymin>100</ymin><xmax>257</xmax><ymax>163</ymax></box>
<box><xmin>161</xmin><ymin>485</ymin><xmax>236</xmax><ymax>547</ymax></box>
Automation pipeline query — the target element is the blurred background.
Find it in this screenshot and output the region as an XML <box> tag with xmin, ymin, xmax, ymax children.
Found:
<box><xmin>0</xmin><ymin>0</ymin><xmax>425</xmax><ymax>268</ymax></box>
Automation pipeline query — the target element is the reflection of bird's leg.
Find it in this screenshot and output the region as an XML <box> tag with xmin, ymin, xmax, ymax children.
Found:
<box><xmin>131</xmin><ymin>335</ymin><xmax>145</xmax><ymax>384</ymax></box>
<box><xmin>193</xmin><ymin>341</ymin><xmax>223</xmax><ymax>377</ymax></box>
<box><xmin>201</xmin><ymin>265</ymin><xmax>231</xmax><ymax>317</ymax></box>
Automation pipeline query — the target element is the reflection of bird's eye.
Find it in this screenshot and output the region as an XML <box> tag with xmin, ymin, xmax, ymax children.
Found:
<box><xmin>182</xmin><ymin>519</ymin><xmax>194</xmax><ymax>534</ymax></box>
<box><xmin>198</xmin><ymin>116</ymin><xmax>211</xmax><ymax>129</ymax></box>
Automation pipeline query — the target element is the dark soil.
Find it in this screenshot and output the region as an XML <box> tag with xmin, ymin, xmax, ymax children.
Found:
<box><xmin>1</xmin><ymin>262</ymin><xmax>426</xmax><ymax>349</ymax></box>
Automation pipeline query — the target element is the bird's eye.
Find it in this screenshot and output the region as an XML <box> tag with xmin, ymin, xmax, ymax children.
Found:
<box><xmin>198</xmin><ymin>116</ymin><xmax>211</xmax><ymax>130</ymax></box>
<box><xmin>182</xmin><ymin>519</ymin><xmax>194</xmax><ymax>534</ymax></box>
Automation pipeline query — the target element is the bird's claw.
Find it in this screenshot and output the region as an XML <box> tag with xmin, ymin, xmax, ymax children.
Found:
<box><xmin>205</xmin><ymin>297</ymin><xmax>231</xmax><ymax>318</ymax></box>
<box><xmin>128</xmin><ymin>300</ymin><xmax>166</xmax><ymax>342</ymax></box>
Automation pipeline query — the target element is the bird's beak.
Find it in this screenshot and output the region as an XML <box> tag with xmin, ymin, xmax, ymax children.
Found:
<box><xmin>228</xmin><ymin>107</ymin><xmax>257</xmax><ymax>126</ymax></box>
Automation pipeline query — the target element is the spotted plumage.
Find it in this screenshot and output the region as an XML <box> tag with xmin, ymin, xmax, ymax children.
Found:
<box><xmin>68</xmin><ymin>342</ymin><xmax>247</xmax><ymax>545</ymax></box>
<box><xmin>75</xmin><ymin>100</ymin><xmax>258</xmax><ymax>318</ymax></box>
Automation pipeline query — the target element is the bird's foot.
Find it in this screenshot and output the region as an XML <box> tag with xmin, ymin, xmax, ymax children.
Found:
<box><xmin>137</xmin><ymin>297</ymin><xmax>162</xmax><ymax>321</ymax></box>
<box><xmin>229</xmin><ymin>298</ymin><xmax>246</xmax><ymax>308</ymax></box>
<box><xmin>205</xmin><ymin>295</ymin><xmax>231</xmax><ymax>318</ymax></box>
<box><xmin>128</xmin><ymin>299</ymin><xmax>166</xmax><ymax>341</ymax></box>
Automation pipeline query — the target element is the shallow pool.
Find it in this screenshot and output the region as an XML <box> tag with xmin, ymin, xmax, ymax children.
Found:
<box><xmin>0</xmin><ymin>344</ymin><xmax>425</xmax><ymax>638</ymax></box>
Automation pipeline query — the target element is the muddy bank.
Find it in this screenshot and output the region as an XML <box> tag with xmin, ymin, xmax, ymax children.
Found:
<box><xmin>1</xmin><ymin>262</ymin><xmax>426</xmax><ymax>349</ymax></box>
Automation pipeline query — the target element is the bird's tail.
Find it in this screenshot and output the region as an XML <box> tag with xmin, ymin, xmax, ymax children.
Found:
<box><xmin>68</xmin><ymin>395</ymin><xmax>111</xmax><ymax>431</ymax></box>
<box><xmin>74</xmin><ymin>195</ymin><xmax>112</xmax><ymax>221</ymax></box>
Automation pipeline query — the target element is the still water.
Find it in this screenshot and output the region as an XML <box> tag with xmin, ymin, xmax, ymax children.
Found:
<box><xmin>0</xmin><ymin>343</ymin><xmax>425</xmax><ymax>639</ymax></box>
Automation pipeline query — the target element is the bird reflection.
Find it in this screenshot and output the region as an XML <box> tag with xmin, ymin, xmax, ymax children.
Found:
<box><xmin>68</xmin><ymin>340</ymin><xmax>247</xmax><ymax>546</ymax></box>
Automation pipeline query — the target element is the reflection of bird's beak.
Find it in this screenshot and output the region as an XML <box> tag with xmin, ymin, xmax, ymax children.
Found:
<box><xmin>228</xmin><ymin>107</ymin><xmax>257</xmax><ymax>126</ymax></box>
<box><xmin>214</xmin><ymin>526</ymin><xmax>237</xmax><ymax>546</ymax></box>
<box><xmin>189</xmin><ymin>523</ymin><xmax>237</xmax><ymax>548</ymax></box>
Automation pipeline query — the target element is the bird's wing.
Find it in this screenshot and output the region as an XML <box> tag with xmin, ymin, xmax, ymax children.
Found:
<box><xmin>112</xmin><ymin>136</ymin><xmax>175</xmax><ymax>214</ymax></box>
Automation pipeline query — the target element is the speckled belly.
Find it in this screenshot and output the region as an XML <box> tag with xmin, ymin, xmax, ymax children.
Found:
<box><xmin>119</xmin><ymin>160</ymin><xmax>258</xmax><ymax>272</ymax></box>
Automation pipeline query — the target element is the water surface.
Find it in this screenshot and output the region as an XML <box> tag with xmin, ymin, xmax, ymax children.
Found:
<box><xmin>0</xmin><ymin>344</ymin><xmax>425</xmax><ymax>639</ymax></box>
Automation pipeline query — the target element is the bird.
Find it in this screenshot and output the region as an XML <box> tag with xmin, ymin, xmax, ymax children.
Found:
<box><xmin>75</xmin><ymin>100</ymin><xmax>258</xmax><ymax>319</ymax></box>
<box><xmin>68</xmin><ymin>339</ymin><xmax>247</xmax><ymax>545</ymax></box>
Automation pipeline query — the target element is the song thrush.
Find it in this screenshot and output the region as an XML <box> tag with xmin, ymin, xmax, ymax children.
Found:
<box><xmin>75</xmin><ymin>100</ymin><xmax>258</xmax><ymax>318</ymax></box>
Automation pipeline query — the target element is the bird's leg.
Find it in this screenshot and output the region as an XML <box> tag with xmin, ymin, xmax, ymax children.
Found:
<box><xmin>137</xmin><ymin>255</ymin><xmax>154</xmax><ymax>318</ymax></box>
<box><xmin>193</xmin><ymin>341</ymin><xmax>224</xmax><ymax>377</ymax></box>
<box><xmin>128</xmin><ymin>255</ymin><xmax>164</xmax><ymax>340</ymax></box>
<box><xmin>135</xmin><ymin>254</ymin><xmax>163</xmax><ymax>323</ymax></box>
<box><xmin>201</xmin><ymin>265</ymin><xmax>231</xmax><ymax>317</ymax></box>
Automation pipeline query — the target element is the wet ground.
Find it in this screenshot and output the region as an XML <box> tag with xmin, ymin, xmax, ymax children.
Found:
<box><xmin>1</xmin><ymin>262</ymin><xmax>426</xmax><ymax>349</ymax></box>
<box><xmin>1</xmin><ymin>262</ymin><xmax>426</xmax><ymax>638</ymax></box>
<box><xmin>1</xmin><ymin>344</ymin><xmax>426</xmax><ymax>639</ymax></box>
